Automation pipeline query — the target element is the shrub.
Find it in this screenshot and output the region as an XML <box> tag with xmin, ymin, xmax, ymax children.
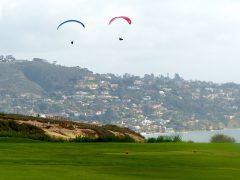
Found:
<box><xmin>172</xmin><ymin>135</ymin><xmax>182</xmax><ymax>142</ymax></box>
<box><xmin>72</xmin><ymin>135</ymin><xmax>136</xmax><ymax>143</ymax></box>
<box><xmin>210</xmin><ymin>134</ymin><xmax>235</xmax><ymax>143</ymax></box>
<box><xmin>147</xmin><ymin>135</ymin><xmax>182</xmax><ymax>143</ymax></box>
<box><xmin>147</xmin><ymin>137</ymin><xmax>157</xmax><ymax>143</ymax></box>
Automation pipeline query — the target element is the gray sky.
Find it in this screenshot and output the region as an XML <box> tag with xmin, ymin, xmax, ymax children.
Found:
<box><xmin>1</xmin><ymin>0</ymin><xmax>240</xmax><ymax>83</ymax></box>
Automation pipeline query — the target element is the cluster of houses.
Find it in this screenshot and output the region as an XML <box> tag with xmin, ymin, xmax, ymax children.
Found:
<box><xmin>1</xmin><ymin>58</ymin><xmax>240</xmax><ymax>133</ymax></box>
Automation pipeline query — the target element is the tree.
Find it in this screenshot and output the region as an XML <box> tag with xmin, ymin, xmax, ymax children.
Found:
<box><xmin>210</xmin><ymin>134</ymin><xmax>235</xmax><ymax>143</ymax></box>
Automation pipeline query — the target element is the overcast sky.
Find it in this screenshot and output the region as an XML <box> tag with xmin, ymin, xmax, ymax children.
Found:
<box><xmin>1</xmin><ymin>0</ymin><xmax>240</xmax><ymax>83</ymax></box>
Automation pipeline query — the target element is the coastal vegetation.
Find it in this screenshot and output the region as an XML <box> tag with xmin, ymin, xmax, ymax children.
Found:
<box><xmin>0</xmin><ymin>113</ymin><xmax>144</xmax><ymax>142</ymax></box>
<box><xmin>210</xmin><ymin>134</ymin><xmax>236</xmax><ymax>143</ymax></box>
<box><xmin>146</xmin><ymin>135</ymin><xmax>182</xmax><ymax>143</ymax></box>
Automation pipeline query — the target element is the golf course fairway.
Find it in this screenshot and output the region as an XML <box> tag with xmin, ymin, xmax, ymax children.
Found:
<box><xmin>0</xmin><ymin>138</ymin><xmax>239</xmax><ymax>179</ymax></box>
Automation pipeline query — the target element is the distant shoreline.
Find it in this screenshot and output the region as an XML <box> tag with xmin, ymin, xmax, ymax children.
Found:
<box><xmin>141</xmin><ymin>128</ymin><xmax>240</xmax><ymax>143</ymax></box>
<box><xmin>141</xmin><ymin>128</ymin><xmax>240</xmax><ymax>136</ymax></box>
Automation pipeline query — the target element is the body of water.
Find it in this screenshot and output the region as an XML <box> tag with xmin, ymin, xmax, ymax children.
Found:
<box><xmin>142</xmin><ymin>128</ymin><xmax>240</xmax><ymax>143</ymax></box>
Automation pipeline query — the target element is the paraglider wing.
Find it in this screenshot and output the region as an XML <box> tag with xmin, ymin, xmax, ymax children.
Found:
<box><xmin>109</xmin><ymin>16</ymin><xmax>132</xmax><ymax>25</ymax></box>
<box><xmin>57</xmin><ymin>20</ymin><xmax>85</xmax><ymax>30</ymax></box>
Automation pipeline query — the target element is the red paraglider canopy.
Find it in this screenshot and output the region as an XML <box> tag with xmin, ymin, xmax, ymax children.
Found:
<box><xmin>109</xmin><ymin>16</ymin><xmax>132</xmax><ymax>25</ymax></box>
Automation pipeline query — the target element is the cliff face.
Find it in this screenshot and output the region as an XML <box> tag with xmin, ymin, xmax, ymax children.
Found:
<box><xmin>0</xmin><ymin>113</ymin><xmax>145</xmax><ymax>142</ymax></box>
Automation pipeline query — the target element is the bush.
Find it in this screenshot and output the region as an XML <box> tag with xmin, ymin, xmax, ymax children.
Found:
<box><xmin>147</xmin><ymin>135</ymin><xmax>182</xmax><ymax>143</ymax></box>
<box><xmin>147</xmin><ymin>137</ymin><xmax>157</xmax><ymax>143</ymax></box>
<box><xmin>72</xmin><ymin>135</ymin><xmax>136</xmax><ymax>143</ymax></box>
<box><xmin>210</xmin><ymin>134</ymin><xmax>235</xmax><ymax>143</ymax></box>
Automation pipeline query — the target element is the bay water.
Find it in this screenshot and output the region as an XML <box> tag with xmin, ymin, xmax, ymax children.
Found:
<box><xmin>142</xmin><ymin>128</ymin><xmax>240</xmax><ymax>143</ymax></box>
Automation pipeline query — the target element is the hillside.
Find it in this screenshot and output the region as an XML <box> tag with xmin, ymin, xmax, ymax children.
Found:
<box><xmin>0</xmin><ymin>63</ymin><xmax>43</xmax><ymax>95</ymax></box>
<box><xmin>1</xmin><ymin>56</ymin><xmax>240</xmax><ymax>132</ymax></box>
<box><xmin>16</xmin><ymin>59</ymin><xmax>92</xmax><ymax>93</ymax></box>
<box><xmin>0</xmin><ymin>113</ymin><xmax>144</xmax><ymax>142</ymax></box>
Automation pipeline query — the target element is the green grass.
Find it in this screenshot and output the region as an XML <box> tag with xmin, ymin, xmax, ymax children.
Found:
<box><xmin>0</xmin><ymin>138</ymin><xmax>239</xmax><ymax>179</ymax></box>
